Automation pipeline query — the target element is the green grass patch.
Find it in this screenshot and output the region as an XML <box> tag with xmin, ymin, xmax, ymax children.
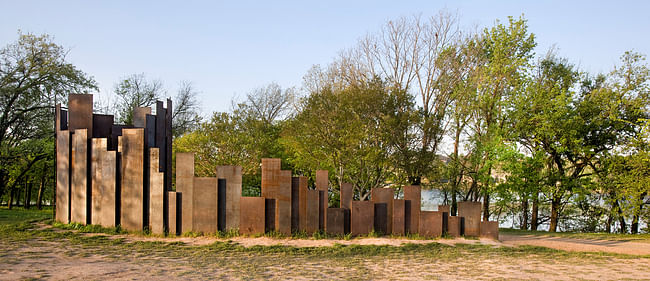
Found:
<box><xmin>0</xmin><ymin>206</ymin><xmax>52</xmax><ymax>224</ymax></box>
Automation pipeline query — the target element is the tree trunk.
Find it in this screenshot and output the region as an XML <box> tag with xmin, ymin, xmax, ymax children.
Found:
<box><xmin>549</xmin><ymin>195</ymin><xmax>561</xmax><ymax>232</ymax></box>
<box><xmin>631</xmin><ymin>192</ymin><xmax>646</xmax><ymax>234</ymax></box>
<box><xmin>24</xmin><ymin>181</ymin><xmax>33</xmax><ymax>209</ymax></box>
<box><xmin>8</xmin><ymin>186</ymin><xmax>15</xmax><ymax>209</ymax></box>
<box><xmin>631</xmin><ymin>213</ymin><xmax>640</xmax><ymax>234</ymax></box>
<box><xmin>531</xmin><ymin>191</ymin><xmax>539</xmax><ymax>231</ymax></box>
<box><xmin>483</xmin><ymin>193</ymin><xmax>490</xmax><ymax>221</ymax></box>
<box><xmin>606</xmin><ymin>215</ymin><xmax>612</xmax><ymax>233</ymax></box>
<box><xmin>616</xmin><ymin>200</ymin><xmax>627</xmax><ymax>234</ymax></box>
<box><xmin>37</xmin><ymin>171</ymin><xmax>46</xmax><ymax>210</ymax></box>
<box><xmin>521</xmin><ymin>197</ymin><xmax>529</xmax><ymax>230</ymax></box>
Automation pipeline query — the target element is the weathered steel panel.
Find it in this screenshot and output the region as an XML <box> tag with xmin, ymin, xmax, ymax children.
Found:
<box><xmin>458</xmin><ymin>201</ymin><xmax>482</xmax><ymax>237</ymax></box>
<box><xmin>217</xmin><ymin>165</ymin><xmax>242</xmax><ymax>230</ymax></box>
<box><xmin>403</xmin><ymin>185</ymin><xmax>421</xmax><ymax>234</ymax></box>
<box><xmin>447</xmin><ymin>216</ymin><xmax>462</xmax><ymax>237</ymax></box>
<box><xmin>91</xmin><ymin>138</ymin><xmax>116</xmax><ymax>227</ymax></box>
<box><xmin>167</xmin><ymin>191</ymin><xmax>178</xmax><ymax>235</ymax></box>
<box><xmin>371</xmin><ymin>188</ymin><xmax>394</xmax><ymax>234</ymax></box>
<box><xmin>240</xmin><ymin>197</ymin><xmax>265</xmax><ymax>235</ymax></box>
<box><xmin>92</xmin><ymin>114</ymin><xmax>113</xmax><ymax>139</ymax></box>
<box><xmin>419</xmin><ymin>211</ymin><xmax>443</xmax><ymax>237</ymax></box>
<box><xmin>340</xmin><ymin>182</ymin><xmax>353</xmax><ymax>210</ymax></box>
<box><xmin>119</xmin><ymin>129</ymin><xmax>144</xmax><ymax>231</ymax></box>
<box><xmin>480</xmin><ymin>221</ymin><xmax>499</xmax><ymax>240</ymax></box>
<box><xmin>133</xmin><ymin>107</ymin><xmax>151</xmax><ymax>128</ymax></box>
<box><xmin>55</xmin><ymin>128</ymin><xmax>70</xmax><ymax>223</ymax></box>
<box><xmin>149</xmin><ymin>148</ymin><xmax>165</xmax><ymax>234</ymax></box>
<box><xmin>176</xmin><ymin>152</ymin><xmax>194</xmax><ymax>234</ymax></box>
<box><xmin>305</xmin><ymin>189</ymin><xmax>319</xmax><ymax>233</ymax></box>
<box><xmin>392</xmin><ymin>199</ymin><xmax>405</xmax><ymax>235</ymax></box>
<box><xmin>326</xmin><ymin>208</ymin><xmax>346</xmax><ymax>235</ymax></box>
<box><xmin>351</xmin><ymin>201</ymin><xmax>374</xmax><ymax>236</ymax></box>
<box><xmin>316</xmin><ymin>170</ymin><xmax>328</xmax><ymax>230</ymax></box>
<box><xmin>192</xmin><ymin>177</ymin><xmax>217</xmax><ymax>234</ymax></box>
<box><xmin>68</xmin><ymin>94</ymin><xmax>93</xmax><ymax>137</ymax></box>
<box><xmin>275</xmin><ymin>170</ymin><xmax>292</xmax><ymax>235</ymax></box>
<box><xmin>70</xmin><ymin>129</ymin><xmax>88</xmax><ymax>224</ymax></box>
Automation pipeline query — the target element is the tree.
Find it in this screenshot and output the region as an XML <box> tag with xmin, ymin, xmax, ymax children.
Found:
<box><xmin>171</xmin><ymin>80</ymin><xmax>202</xmax><ymax>137</ymax></box>
<box><xmin>113</xmin><ymin>73</ymin><xmax>164</xmax><ymax>125</ymax></box>
<box><xmin>468</xmin><ymin>16</ymin><xmax>536</xmax><ymax>220</ymax></box>
<box><xmin>112</xmin><ymin>74</ymin><xmax>202</xmax><ymax>137</ymax></box>
<box><xmin>346</xmin><ymin>11</ymin><xmax>462</xmax><ymax>186</ymax></box>
<box><xmin>174</xmin><ymin>83</ymin><xmax>293</xmax><ymax>195</ymax></box>
<box><xmin>0</xmin><ymin>32</ymin><xmax>97</xmax><ymax>201</ymax></box>
<box><xmin>282</xmin><ymin>77</ymin><xmax>411</xmax><ymax>200</ymax></box>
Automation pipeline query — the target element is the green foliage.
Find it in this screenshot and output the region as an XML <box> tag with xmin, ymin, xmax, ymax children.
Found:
<box><xmin>282</xmin><ymin>78</ymin><xmax>409</xmax><ymax>199</ymax></box>
<box><xmin>0</xmin><ymin>32</ymin><xmax>96</xmax><ymax>204</ymax></box>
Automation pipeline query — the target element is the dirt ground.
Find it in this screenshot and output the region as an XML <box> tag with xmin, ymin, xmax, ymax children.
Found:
<box><xmin>2</xmin><ymin>227</ymin><xmax>650</xmax><ymax>280</ymax></box>
<box><xmin>500</xmin><ymin>233</ymin><xmax>650</xmax><ymax>256</ymax></box>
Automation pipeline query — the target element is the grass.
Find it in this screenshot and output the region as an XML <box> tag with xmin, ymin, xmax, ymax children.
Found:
<box><xmin>0</xmin><ymin>206</ymin><xmax>52</xmax><ymax>224</ymax></box>
<box><xmin>500</xmin><ymin>227</ymin><xmax>650</xmax><ymax>242</ymax></box>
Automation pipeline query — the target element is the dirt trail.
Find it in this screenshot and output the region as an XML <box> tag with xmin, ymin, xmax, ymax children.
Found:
<box><xmin>500</xmin><ymin>233</ymin><xmax>650</xmax><ymax>256</ymax></box>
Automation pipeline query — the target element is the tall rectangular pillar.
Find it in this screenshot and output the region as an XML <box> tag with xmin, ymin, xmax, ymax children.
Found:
<box><xmin>340</xmin><ymin>182</ymin><xmax>353</xmax><ymax>209</ymax></box>
<box><xmin>119</xmin><ymin>129</ymin><xmax>144</xmax><ymax>231</ymax></box>
<box><xmin>275</xmin><ymin>170</ymin><xmax>292</xmax><ymax>235</ymax></box>
<box><xmin>290</xmin><ymin>177</ymin><xmax>301</xmax><ymax>231</ymax></box>
<box><xmin>91</xmin><ymin>138</ymin><xmax>116</xmax><ymax>227</ymax></box>
<box><xmin>192</xmin><ymin>177</ymin><xmax>217</xmax><ymax>233</ymax></box>
<box><xmin>403</xmin><ymin>185</ymin><xmax>421</xmax><ymax>234</ymax></box>
<box><xmin>295</xmin><ymin>176</ymin><xmax>309</xmax><ymax>232</ymax></box>
<box><xmin>351</xmin><ymin>201</ymin><xmax>374</xmax><ymax>236</ymax></box>
<box><xmin>392</xmin><ymin>199</ymin><xmax>405</xmax><ymax>235</ymax></box>
<box><xmin>458</xmin><ymin>201</ymin><xmax>482</xmax><ymax>237</ymax></box>
<box><xmin>316</xmin><ymin>170</ymin><xmax>328</xmax><ymax>230</ymax></box>
<box><xmin>167</xmin><ymin>191</ymin><xmax>178</xmax><ymax>235</ymax></box>
<box><xmin>261</xmin><ymin>158</ymin><xmax>281</xmax><ymax>198</ymax></box>
<box><xmin>217</xmin><ymin>178</ymin><xmax>226</xmax><ymax>232</ymax></box>
<box><xmin>240</xmin><ymin>197</ymin><xmax>265</xmax><ymax>235</ymax></box>
<box><xmin>149</xmin><ymin>148</ymin><xmax>165</xmax><ymax>234</ymax></box>
<box><xmin>305</xmin><ymin>189</ymin><xmax>319</xmax><ymax>233</ymax></box>
<box><xmin>217</xmin><ymin>166</ymin><xmax>242</xmax><ymax>230</ymax></box>
<box><xmin>55</xmin><ymin>105</ymin><xmax>70</xmax><ymax>224</ymax></box>
<box><xmin>70</xmin><ymin>129</ymin><xmax>88</xmax><ymax>224</ymax></box>
<box><xmin>371</xmin><ymin>188</ymin><xmax>394</xmax><ymax>234</ymax></box>
<box><xmin>447</xmin><ymin>216</ymin><xmax>462</xmax><ymax>237</ymax></box>
<box><xmin>176</xmin><ymin>153</ymin><xmax>194</xmax><ymax>234</ymax></box>
<box><xmin>68</xmin><ymin>94</ymin><xmax>93</xmax><ymax>137</ymax></box>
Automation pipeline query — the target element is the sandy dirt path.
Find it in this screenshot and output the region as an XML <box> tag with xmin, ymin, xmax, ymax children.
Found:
<box><xmin>500</xmin><ymin>233</ymin><xmax>650</xmax><ymax>255</ymax></box>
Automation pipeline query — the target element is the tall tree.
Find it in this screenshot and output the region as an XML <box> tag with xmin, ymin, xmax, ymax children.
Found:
<box><xmin>113</xmin><ymin>73</ymin><xmax>164</xmax><ymax>125</ymax></box>
<box><xmin>0</xmin><ymin>32</ymin><xmax>96</xmax><ymax>200</ymax></box>
<box><xmin>470</xmin><ymin>16</ymin><xmax>536</xmax><ymax>220</ymax></box>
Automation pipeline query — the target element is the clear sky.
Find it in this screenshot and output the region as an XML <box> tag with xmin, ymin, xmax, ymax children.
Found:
<box><xmin>2</xmin><ymin>0</ymin><xmax>648</xmax><ymax>115</ymax></box>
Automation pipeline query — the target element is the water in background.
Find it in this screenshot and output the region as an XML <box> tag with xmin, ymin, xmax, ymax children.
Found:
<box><xmin>419</xmin><ymin>189</ymin><xmax>647</xmax><ymax>232</ymax></box>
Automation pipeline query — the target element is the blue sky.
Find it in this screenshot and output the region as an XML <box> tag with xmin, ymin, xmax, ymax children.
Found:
<box><xmin>2</xmin><ymin>0</ymin><xmax>649</xmax><ymax>114</ymax></box>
